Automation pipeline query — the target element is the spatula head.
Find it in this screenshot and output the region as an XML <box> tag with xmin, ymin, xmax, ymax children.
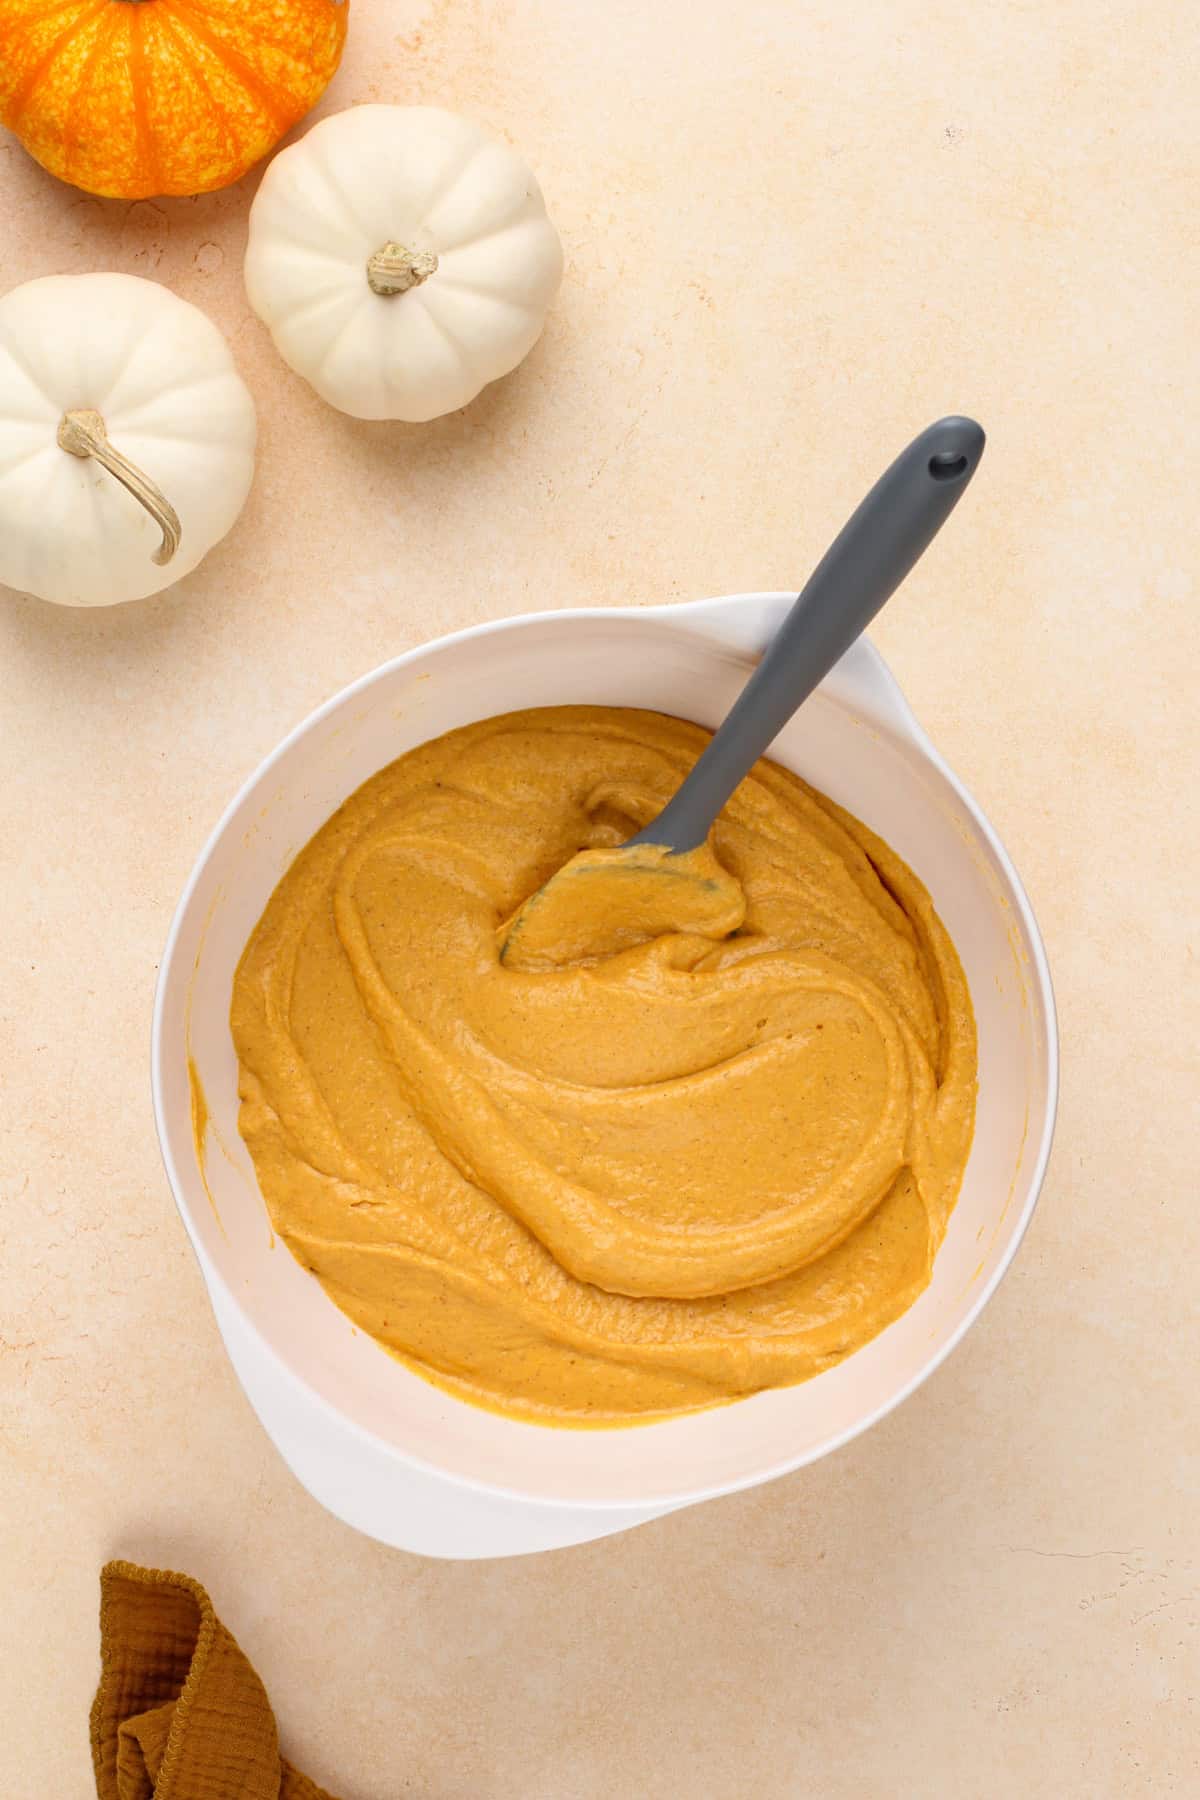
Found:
<box><xmin>498</xmin><ymin>841</ymin><xmax>745</xmax><ymax>971</ymax></box>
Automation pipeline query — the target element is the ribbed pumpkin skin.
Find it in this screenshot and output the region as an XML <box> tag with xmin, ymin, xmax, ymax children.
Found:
<box><xmin>0</xmin><ymin>0</ymin><xmax>348</xmax><ymax>199</ymax></box>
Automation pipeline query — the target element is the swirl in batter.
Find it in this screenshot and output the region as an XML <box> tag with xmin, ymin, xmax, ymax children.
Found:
<box><xmin>231</xmin><ymin>706</ymin><xmax>976</xmax><ymax>1424</ymax></box>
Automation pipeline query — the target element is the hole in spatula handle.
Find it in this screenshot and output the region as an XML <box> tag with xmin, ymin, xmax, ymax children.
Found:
<box><xmin>928</xmin><ymin>451</ymin><xmax>970</xmax><ymax>481</ymax></box>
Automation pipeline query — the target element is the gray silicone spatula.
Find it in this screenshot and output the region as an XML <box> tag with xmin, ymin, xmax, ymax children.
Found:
<box><xmin>501</xmin><ymin>414</ymin><xmax>985</xmax><ymax>964</ymax></box>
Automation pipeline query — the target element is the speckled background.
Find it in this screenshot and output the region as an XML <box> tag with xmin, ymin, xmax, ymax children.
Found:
<box><xmin>1</xmin><ymin>2</ymin><xmax>1196</xmax><ymax>1794</ymax></box>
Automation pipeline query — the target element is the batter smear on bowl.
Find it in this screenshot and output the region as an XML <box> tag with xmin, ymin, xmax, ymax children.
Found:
<box><xmin>231</xmin><ymin>706</ymin><xmax>976</xmax><ymax>1425</ymax></box>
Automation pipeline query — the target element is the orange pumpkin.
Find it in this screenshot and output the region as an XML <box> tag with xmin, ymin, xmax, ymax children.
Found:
<box><xmin>0</xmin><ymin>0</ymin><xmax>348</xmax><ymax>200</ymax></box>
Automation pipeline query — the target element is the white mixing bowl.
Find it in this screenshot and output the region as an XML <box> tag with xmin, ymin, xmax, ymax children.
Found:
<box><xmin>153</xmin><ymin>593</ymin><xmax>1057</xmax><ymax>1559</ymax></box>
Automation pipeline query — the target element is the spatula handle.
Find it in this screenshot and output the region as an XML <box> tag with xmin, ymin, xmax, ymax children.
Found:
<box><xmin>633</xmin><ymin>415</ymin><xmax>986</xmax><ymax>853</ymax></box>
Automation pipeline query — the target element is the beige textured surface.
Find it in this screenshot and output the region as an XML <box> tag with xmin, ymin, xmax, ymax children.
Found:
<box><xmin>1</xmin><ymin>2</ymin><xmax>1195</xmax><ymax>1794</ymax></box>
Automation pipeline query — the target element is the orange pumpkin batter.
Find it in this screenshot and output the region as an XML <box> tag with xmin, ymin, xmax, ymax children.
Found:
<box><xmin>231</xmin><ymin>706</ymin><xmax>976</xmax><ymax>1425</ymax></box>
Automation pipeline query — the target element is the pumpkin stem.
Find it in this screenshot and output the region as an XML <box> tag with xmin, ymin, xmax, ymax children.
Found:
<box><xmin>367</xmin><ymin>242</ymin><xmax>438</xmax><ymax>297</ymax></box>
<box><xmin>57</xmin><ymin>409</ymin><xmax>181</xmax><ymax>567</ymax></box>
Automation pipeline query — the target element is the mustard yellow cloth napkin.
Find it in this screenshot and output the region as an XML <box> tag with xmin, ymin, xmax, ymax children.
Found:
<box><xmin>91</xmin><ymin>1560</ymin><xmax>340</xmax><ymax>1800</ymax></box>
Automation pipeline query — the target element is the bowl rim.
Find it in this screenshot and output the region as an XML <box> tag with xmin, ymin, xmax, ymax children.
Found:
<box><xmin>151</xmin><ymin>594</ymin><xmax>1059</xmax><ymax>1511</ymax></box>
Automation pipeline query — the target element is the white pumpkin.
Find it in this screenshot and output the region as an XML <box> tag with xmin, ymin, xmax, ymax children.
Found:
<box><xmin>0</xmin><ymin>274</ymin><xmax>256</xmax><ymax>608</ymax></box>
<box><xmin>244</xmin><ymin>105</ymin><xmax>564</xmax><ymax>422</ymax></box>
